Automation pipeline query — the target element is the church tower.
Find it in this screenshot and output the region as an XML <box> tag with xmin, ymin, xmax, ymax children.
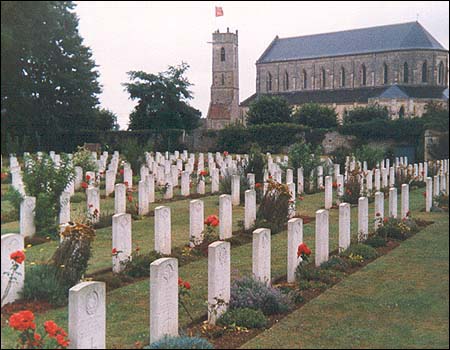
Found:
<box><xmin>206</xmin><ymin>28</ymin><xmax>240</xmax><ymax>129</ymax></box>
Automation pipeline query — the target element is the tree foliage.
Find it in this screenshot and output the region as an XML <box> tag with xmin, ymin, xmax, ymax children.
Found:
<box><xmin>246</xmin><ymin>95</ymin><xmax>292</xmax><ymax>125</ymax></box>
<box><xmin>125</xmin><ymin>63</ymin><xmax>201</xmax><ymax>131</ymax></box>
<box><xmin>343</xmin><ymin>104</ymin><xmax>389</xmax><ymax>125</ymax></box>
<box><xmin>293</xmin><ymin>103</ymin><xmax>338</xmax><ymax>128</ymax></box>
<box><xmin>1</xmin><ymin>1</ymin><xmax>101</xmax><ymax>149</ymax></box>
<box><xmin>421</xmin><ymin>101</ymin><xmax>449</xmax><ymax>132</ymax></box>
<box><xmin>93</xmin><ymin>108</ymin><xmax>120</xmax><ymax>131</ymax></box>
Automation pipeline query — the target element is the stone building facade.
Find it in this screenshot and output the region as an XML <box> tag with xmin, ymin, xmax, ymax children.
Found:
<box><xmin>240</xmin><ymin>22</ymin><xmax>449</xmax><ymax>122</ymax></box>
<box><xmin>206</xmin><ymin>28</ymin><xmax>240</xmax><ymax>129</ymax></box>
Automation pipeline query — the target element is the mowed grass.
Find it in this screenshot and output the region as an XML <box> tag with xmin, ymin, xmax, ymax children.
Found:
<box><xmin>1</xmin><ymin>188</ymin><xmax>442</xmax><ymax>349</ymax></box>
<box><xmin>242</xmin><ymin>214</ymin><xmax>449</xmax><ymax>349</ymax></box>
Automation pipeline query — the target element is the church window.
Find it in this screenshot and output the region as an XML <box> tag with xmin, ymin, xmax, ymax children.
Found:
<box><xmin>321</xmin><ymin>68</ymin><xmax>326</xmax><ymax>89</ymax></box>
<box><xmin>383</xmin><ymin>63</ymin><xmax>388</xmax><ymax>84</ymax></box>
<box><xmin>340</xmin><ymin>67</ymin><xmax>345</xmax><ymax>87</ymax></box>
<box><xmin>403</xmin><ymin>62</ymin><xmax>409</xmax><ymax>83</ymax></box>
<box><xmin>422</xmin><ymin>61</ymin><xmax>428</xmax><ymax>83</ymax></box>
<box><xmin>303</xmin><ymin>70</ymin><xmax>307</xmax><ymax>89</ymax></box>
<box><xmin>220</xmin><ymin>47</ymin><xmax>225</xmax><ymax>62</ymax></box>
<box><xmin>438</xmin><ymin>61</ymin><xmax>445</xmax><ymax>85</ymax></box>
<box><xmin>267</xmin><ymin>72</ymin><xmax>272</xmax><ymax>91</ymax></box>
<box><xmin>221</xmin><ymin>73</ymin><xmax>225</xmax><ymax>85</ymax></box>
<box><xmin>361</xmin><ymin>65</ymin><xmax>367</xmax><ymax>86</ymax></box>
<box><xmin>399</xmin><ymin>106</ymin><xmax>405</xmax><ymax>119</ymax></box>
<box><xmin>284</xmin><ymin>71</ymin><xmax>289</xmax><ymax>90</ymax></box>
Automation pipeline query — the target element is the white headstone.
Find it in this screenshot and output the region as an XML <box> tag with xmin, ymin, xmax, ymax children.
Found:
<box><xmin>86</xmin><ymin>187</ymin><xmax>100</xmax><ymax>223</ymax></box>
<box><xmin>105</xmin><ymin>169</ymin><xmax>116</xmax><ymax>197</ymax></box>
<box><xmin>401</xmin><ymin>184</ymin><xmax>410</xmax><ymax>219</ymax></box>
<box><xmin>150</xmin><ymin>258</ymin><xmax>178</xmax><ymax>344</ymax></box>
<box><xmin>287</xmin><ymin>218</ymin><xmax>303</xmax><ymax>283</ymax></box>
<box><xmin>155</xmin><ymin>206</ymin><xmax>171</xmax><ymax>255</ymax></box>
<box><xmin>339</xmin><ymin>203</ymin><xmax>351</xmax><ymax>252</ymax></box>
<box><xmin>69</xmin><ymin>281</ymin><xmax>106</xmax><ymax>349</ymax></box>
<box><xmin>112</xmin><ymin>213</ymin><xmax>132</xmax><ymax>273</ymax></box>
<box><xmin>315</xmin><ymin>209</ymin><xmax>329</xmax><ymax>267</ymax></box>
<box><xmin>374</xmin><ymin>192</ymin><xmax>384</xmax><ymax>229</ymax></box>
<box><xmin>219</xmin><ymin>195</ymin><xmax>232</xmax><ymax>240</ymax></box>
<box><xmin>59</xmin><ymin>191</ymin><xmax>71</xmax><ymax>225</ymax></box>
<box><xmin>358</xmin><ymin>197</ymin><xmax>369</xmax><ymax>241</ymax></box>
<box><xmin>146</xmin><ymin>174</ymin><xmax>155</xmax><ymax>203</ymax></box>
<box><xmin>138</xmin><ymin>180</ymin><xmax>149</xmax><ymax>215</ymax></box>
<box><xmin>20</xmin><ymin>196</ymin><xmax>36</xmax><ymax>237</ymax></box>
<box><xmin>189</xmin><ymin>200</ymin><xmax>204</xmax><ymax>247</ymax></box>
<box><xmin>114</xmin><ymin>183</ymin><xmax>126</xmax><ymax>214</ymax></box>
<box><xmin>1</xmin><ymin>234</ymin><xmax>24</xmax><ymax>306</ymax></box>
<box><xmin>297</xmin><ymin>168</ymin><xmax>304</xmax><ymax>194</ymax></box>
<box><xmin>244</xmin><ymin>189</ymin><xmax>256</xmax><ymax>230</ymax></box>
<box><xmin>181</xmin><ymin>171</ymin><xmax>190</xmax><ymax>197</ymax></box>
<box><xmin>389</xmin><ymin>187</ymin><xmax>398</xmax><ymax>218</ymax></box>
<box><xmin>252</xmin><ymin>228</ymin><xmax>271</xmax><ymax>285</ymax></box>
<box><xmin>426</xmin><ymin>177</ymin><xmax>433</xmax><ymax>212</ymax></box>
<box><xmin>231</xmin><ymin>175</ymin><xmax>240</xmax><ymax>206</ymax></box>
<box><xmin>324</xmin><ymin>176</ymin><xmax>333</xmax><ymax>209</ymax></box>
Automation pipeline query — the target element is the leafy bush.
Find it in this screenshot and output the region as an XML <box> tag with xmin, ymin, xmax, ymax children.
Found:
<box><xmin>295</xmin><ymin>263</ymin><xmax>340</xmax><ymax>285</ymax></box>
<box><xmin>376</xmin><ymin>217</ymin><xmax>417</xmax><ymax>241</ymax></box>
<box><xmin>320</xmin><ymin>256</ymin><xmax>350</xmax><ymax>272</ymax></box>
<box><xmin>353</xmin><ymin>145</ymin><xmax>385</xmax><ymax>169</ymax></box>
<box><xmin>244</xmin><ymin>144</ymin><xmax>266</xmax><ymax>183</ymax></box>
<box><xmin>123</xmin><ymin>250</ymin><xmax>163</xmax><ymax>278</ymax></box>
<box><xmin>217</xmin><ymin>308</ymin><xmax>268</xmax><ymax>329</ymax></box>
<box><xmin>70</xmin><ymin>192</ymin><xmax>86</xmax><ymax>203</ymax></box>
<box><xmin>21</xmin><ymin>264</ymin><xmax>68</xmax><ymax>306</ymax></box>
<box><xmin>72</xmin><ymin>146</ymin><xmax>98</xmax><ymax>172</ymax></box>
<box><xmin>288</xmin><ymin>141</ymin><xmax>322</xmax><ymax>192</ymax></box>
<box><xmin>343</xmin><ymin>104</ymin><xmax>389</xmax><ymax>125</ymax></box>
<box><xmin>340</xmin><ymin>169</ymin><xmax>363</xmax><ymax>204</ymax></box>
<box><xmin>342</xmin><ymin>244</ymin><xmax>378</xmax><ymax>260</ymax></box>
<box><xmin>51</xmin><ymin>223</ymin><xmax>95</xmax><ymax>287</ymax></box>
<box><xmin>229</xmin><ymin>276</ymin><xmax>293</xmax><ymax>315</ymax></box>
<box><xmin>219</xmin><ymin>170</ymin><xmax>250</xmax><ymax>204</ymax></box>
<box><xmin>119</xmin><ymin>139</ymin><xmax>145</xmax><ymax>174</ymax></box>
<box><xmin>146</xmin><ymin>336</ymin><xmax>214</xmax><ymax>349</ymax></box>
<box><xmin>23</xmin><ymin>153</ymin><xmax>75</xmax><ymax>236</ymax></box>
<box><xmin>256</xmin><ymin>179</ymin><xmax>292</xmax><ymax>233</ymax></box>
<box><xmin>2</xmin><ymin>186</ymin><xmax>23</xmax><ymax>221</ymax></box>
<box><xmin>364</xmin><ymin>235</ymin><xmax>387</xmax><ymax>248</ymax></box>
<box><xmin>246</xmin><ymin>95</ymin><xmax>292</xmax><ymax>125</ymax></box>
<box><xmin>293</xmin><ymin>103</ymin><xmax>338</xmax><ymax>128</ymax></box>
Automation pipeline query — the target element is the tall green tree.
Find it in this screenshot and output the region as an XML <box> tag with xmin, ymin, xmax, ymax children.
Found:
<box><xmin>125</xmin><ymin>63</ymin><xmax>201</xmax><ymax>131</ymax></box>
<box><xmin>93</xmin><ymin>108</ymin><xmax>120</xmax><ymax>131</ymax></box>
<box><xmin>246</xmin><ymin>95</ymin><xmax>292</xmax><ymax>125</ymax></box>
<box><xmin>1</xmin><ymin>1</ymin><xmax>101</xmax><ymax>150</ymax></box>
<box><xmin>293</xmin><ymin>103</ymin><xmax>338</xmax><ymax>128</ymax></box>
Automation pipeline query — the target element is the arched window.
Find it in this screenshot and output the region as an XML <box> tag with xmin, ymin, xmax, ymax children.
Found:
<box><xmin>361</xmin><ymin>64</ymin><xmax>367</xmax><ymax>86</ymax></box>
<box><xmin>303</xmin><ymin>70</ymin><xmax>307</xmax><ymax>89</ymax></box>
<box><xmin>267</xmin><ymin>72</ymin><xmax>272</xmax><ymax>91</ymax></box>
<box><xmin>321</xmin><ymin>68</ymin><xmax>326</xmax><ymax>89</ymax></box>
<box><xmin>284</xmin><ymin>71</ymin><xmax>289</xmax><ymax>90</ymax></box>
<box><xmin>340</xmin><ymin>67</ymin><xmax>346</xmax><ymax>87</ymax></box>
<box><xmin>383</xmin><ymin>63</ymin><xmax>388</xmax><ymax>84</ymax></box>
<box><xmin>220</xmin><ymin>47</ymin><xmax>225</xmax><ymax>62</ymax></box>
<box><xmin>422</xmin><ymin>61</ymin><xmax>428</xmax><ymax>83</ymax></box>
<box><xmin>438</xmin><ymin>61</ymin><xmax>445</xmax><ymax>85</ymax></box>
<box><xmin>399</xmin><ymin>106</ymin><xmax>405</xmax><ymax>119</ymax></box>
<box><xmin>403</xmin><ymin>62</ymin><xmax>409</xmax><ymax>83</ymax></box>
<box><xmin>221</xmin><ymin>73</ymin><xmax>225</xmax><ymax>86</ymax></box>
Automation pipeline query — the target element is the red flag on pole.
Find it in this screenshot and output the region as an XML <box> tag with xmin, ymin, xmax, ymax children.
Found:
<box><xmin>215</xmin><ymin>6</ymin><xmax>223</xmax><ymax>17</ymax></box>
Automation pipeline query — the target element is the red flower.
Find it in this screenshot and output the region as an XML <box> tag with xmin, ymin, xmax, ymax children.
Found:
<box><xmin>255</xmin><ymin>182</ymin><xmax>262</xmax><ymax>189</ymax></box>
<box><xmin>383</xmin><ymin>217</ymin><xmax>389</xmax><ymax>224</ymax></box>
<box><xmin>200</xmin><ymin>170</ymin><xmax>208</xmax><ymax>176</ymax></box>
<box><xmin>298</xmin><ymin>196</ymin><xmax>305</xmax><ymax>201</ymax></box>
<box><xmin>85</xmin><ymin>175</ymin><xmax>91</xmax><ymax>181</ymax></box>
<box><xmin>406</xmin><ymin>211</ymin><xmax>411</xmax><ymax>217</ymax></box>
<box><xmin>81</xmin><ymin>182</ymin><xmax>88</xmax><ymax>189</ymax></box>
<box><xmin>1</xmin><ymin>172</ymin><xmax>8</xmax><ymax>180</ymax></box>
<box><xmin>376</xmin><ymin>212</ymin><xmax>381</xmax><ymax>217</ymax></box>
<box><xmin>135</xmin><ymin>246</ymin><xmax>140</xmax><ymax>252</ymax></box>
<box><xmin>127</xmin><ymin>195</ymin><xmax>133</xmax><ymax>203</ymax></box>
<box><xmin>178</xmin><ymin>277</ymin><xmax>183</xmax><ymax>286</ymax></box>
<box><xmin>204</xmin><ymin>215</ymin><xmax>219</xmax><ymax>227</ymax></box>
<box><xmin>10</xmin><ymin>250</ymin><xmax>25</xmax><ymax>264</ymax></box>
<box><xmin>56</xmin><ymin>334</ymin><xmax>70</xmax><ymax>347</ymax></box>
<box><xmin>423</xmin><ymin>192</ymin><xmax>427</xmax><ymax>198</ymax></box>
<box><xmin>124</xmin><ymin>181</ymin><xmax>129</xmax><ymax>187</ymax></box>
<box><xmin>120</xmin><ymin>169</ymin><xmax>124</xmax><ymax>175</ymax></box>
<box><xmin>112</xmin><ymin>248</ymin><xmax>118</xmax><ymax>255</ymax></box>
<box><xmin>297</xmin><ymin>243</ymin><xmax>312</xmax><ymax>258</ymax></box>
<box><xmin>183</xmin><ymin>281</ymin><xmax>191</xmax><ymax>290</ymax></box>
<box><xmin>8</xmin><ymin>310</ymin><xmax>36</xmax><ymax>331</ymax></box>
<box><xmin>223</xmin><ymin>151</ymin><xmax>229</xmax><ymax>156</ymax></box>
<box><xmin>44</xmin><ymin>320</ymin><xmax>59</xmax><ymax>337</ymax></box>
<box><xmin>332</xmin><ymin>181</ymin><xmax>338</xmax><ymax>189</ymax></box>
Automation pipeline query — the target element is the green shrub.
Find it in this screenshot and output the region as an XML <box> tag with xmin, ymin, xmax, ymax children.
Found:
<box><xmin>353</xmin><ymin>145</ymin><xmax>385</xmax><ymax>169</ymax></box>
<box><xmin>21</xmin><ymin>264</ymin><xmax>68</xmax><ymax>306</ymax></box>
<box><xmin>244</xmin><ymin>144</ymin><xmax>266</xmax><ymax>183</ymax></box>
<box><xmin>34</xmin><ymin>193</ymin><xmax>58</xmax><ymax>238</ymax></box>
<box><xmin>320</xmin><ymin>256</ymin><xmax>350</xmax><ymax>271</ymax></box>
<box><xmin>119</xmin><ymin>139</ymin><xmax>145</xmax><ymax>174</ymax></box>
<box><xmin>376</xmin><ymin>217</ymin><xmax>417</xmax><ymax>241</ymax></box>
<box><xmin>340</xmin><ymin>169</ymin><xmax>363</xmax><ymax>204</ymax></box>
<box><xmin>217</xmin><ymin>308</ymin><xmax>268</xmax><ymax>329</ymax></box>
<box><xmin>93</xmin><ymin>211</ymin><xmax>113</xmax><ymax>229</ymax></box>
<box><xmin>219</xmin><ymin>171</ymin><xmax>250</xmax><ymax>204</ymax></box>
<box><xmin>72</xmin><ymin>146</ymin><xmax>98</xmax><ymax>172</ymax></box>
<box><xmin>123</xmin><ymin>250</ymin><xmax>163</xmax><ymax>278</ymax></box>
<box><xmin>229</xmin><ymin>276</ymin><xmax>293</xmax><ymax>315</ymax></box>
<box><xmin>256</xmin><ymin>180</ymin><xmax>291</xmax><ymax>233</ymax></box>
<box><xmin>146</xmin><ymin>336</ymin><xmax>214</xmax><ymax>349</ymax></box>
<box><xmin>246</xmin><ymin>95</ymin><xmax>292</xmax><ymax>125</ymax></box>
<box><xmin>295</xmin><ymin>263</ymin><xmax>340</xmax><ymax>285</ymax></box>
<box><xmin>343</xmin><ymin>104</ymin><xmax>389</xmax><ymax>125</ymax></box>
<box><xmin>343</xmin><ymin>244</ymin><xmax>378</xmax><ymax>260</ymax></box>
<box><xmin>293</xmin><ymin>103</ymin><xmax>338</xmax><ymax>128</ymax></box>
<box><xmin>288</xmin><ymin>141</ymin><xmax>322</xmax><ymax>192</ymax></box>
<box><xmin>365</xmin><ymin>235</ymin><xmax>387</xmax><ymax>248</ymax></box>
<box><xmin>70</xmin><ymin>192</ymin><xmax>86</xmax><ymax>203</ymax></box>
<box><xmin>2</xmin><ymin>186</ymin><xmax>23</xmax><ymax>221</ymax></box>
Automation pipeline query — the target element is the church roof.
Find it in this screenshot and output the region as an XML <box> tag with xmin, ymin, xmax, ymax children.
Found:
<box><xmin>240</xmin><ymin>85</ymin><xmax>447</xmax><ymax>107</ymax></box>
<box><xmin>257</xmin><ymin>22</ymin><xmax>447</xmax><ymax>64</ymax></box>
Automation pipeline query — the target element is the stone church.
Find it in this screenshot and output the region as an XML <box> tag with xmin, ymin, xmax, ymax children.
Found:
<box><xmin>206</xmin><ymin>22</ymin><xmax>449</xmax><ymax>129</ymax></box>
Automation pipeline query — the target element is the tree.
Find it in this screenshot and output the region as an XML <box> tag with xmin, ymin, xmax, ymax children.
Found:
<box><xmin>1</xmin><ymin>1</ymin><xmax>101</xmax><ymax>151</ymax></box>
<box><xmin>292</xmin><ymin>103</ymin><xmax>337</xmax><ymax>128</ymax></box>
<box><xmin>421</xmin><ymin>101</ymin><xmax>449</xmax><ymax>132</ymax></box>
<box><xmin>124</xmin><ymin>63</ymin><xmax>201</xmax><ymax>131</ymax></box>
<box><xmin>343</xmin><ymin>104</ymin><xmax>389</xmax><ymax>125</ymax></box>
<box><xmin>246</xmin><ymin>95</ymin><xmax>292</xmax><ymax>125</ymax></box>
<box><xmin>93</xmin><ymin>108</ymin><xmax>120</xmax><ymax>131</ymax></box>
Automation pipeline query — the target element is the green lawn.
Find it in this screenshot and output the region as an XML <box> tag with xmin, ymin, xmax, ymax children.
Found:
<box><xmin>241</xmin><ymin>213</ymin><xmax>449</xmax><ymax>349</ymax></box>
<box><xmin>2</xmin><ymin>187</ymin><xmax>443</xmax><ymax>349</ymax></box>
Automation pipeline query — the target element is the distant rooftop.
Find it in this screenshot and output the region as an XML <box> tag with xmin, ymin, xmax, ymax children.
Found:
<box><xmin>257</xmin><ymin>22</ymin><xmax>447</xmax><ymax>63</ymax></box>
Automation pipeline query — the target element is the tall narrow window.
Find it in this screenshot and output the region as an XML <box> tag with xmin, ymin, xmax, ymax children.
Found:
<box><xmin>399</xmin><ymin>106</ymin><xmax>405</xmax><ymax>119</ymax></box>
<box><xmin>340</xmin><ymin>67</ymin><xmax>346</xmax><ymax>87</ymax></box>
<box><xmin>383</xmin><ymin>63</ymin><xmax>388</xmax><ymax>84</ymax></box>
<box><xmin>321</xmin><ymin>68</ymin><xmax>326</xmax><ymax>89</ymax></box>
<box><xmin>267</xmin><ymin>72</ymin><xmax>272</xmax><ymax>91</ymax></box>
<box><xmin>361</xmin><ymin>64</ymin><xmax>367</xmax><ymax>86</ymax></box>
<box><xmin>220</xmin><ymin>47</ymin><xmax>225</xmax><ymax>62</ymax></box>
<box><xmin>403</xmin><ymin>62</ymin><xmax>409</xmax><ymax>83</ymax></box>
<box><xmin>422</xmin><ymin>61</ymin><xmax>428</xmax><ymax>83</ymax></box>
<box><xmin>303</xmin><ymin>70</ymin><xmax>307</xmax><ymax>89</ymax></box>
<box><xmin>438</xmin><ymin>61</ymin><xmax>445</xmax><ymax>85</ymax></box>
<box><xmin>221</xmin><ymin>73</ymin><xmax>225</xmax><ymax>85</ymax></box>
<box><xmin>284</xmin><ymin>71</ymin><xmax>289</xmax><ymax>90</ymax></box>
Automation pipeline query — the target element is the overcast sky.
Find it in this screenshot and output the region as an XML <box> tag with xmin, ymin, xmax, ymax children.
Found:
<box><xmin>74</xmin><ymin>1</ymin><xmax>449</xmax><ymax>129</ymax></box>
